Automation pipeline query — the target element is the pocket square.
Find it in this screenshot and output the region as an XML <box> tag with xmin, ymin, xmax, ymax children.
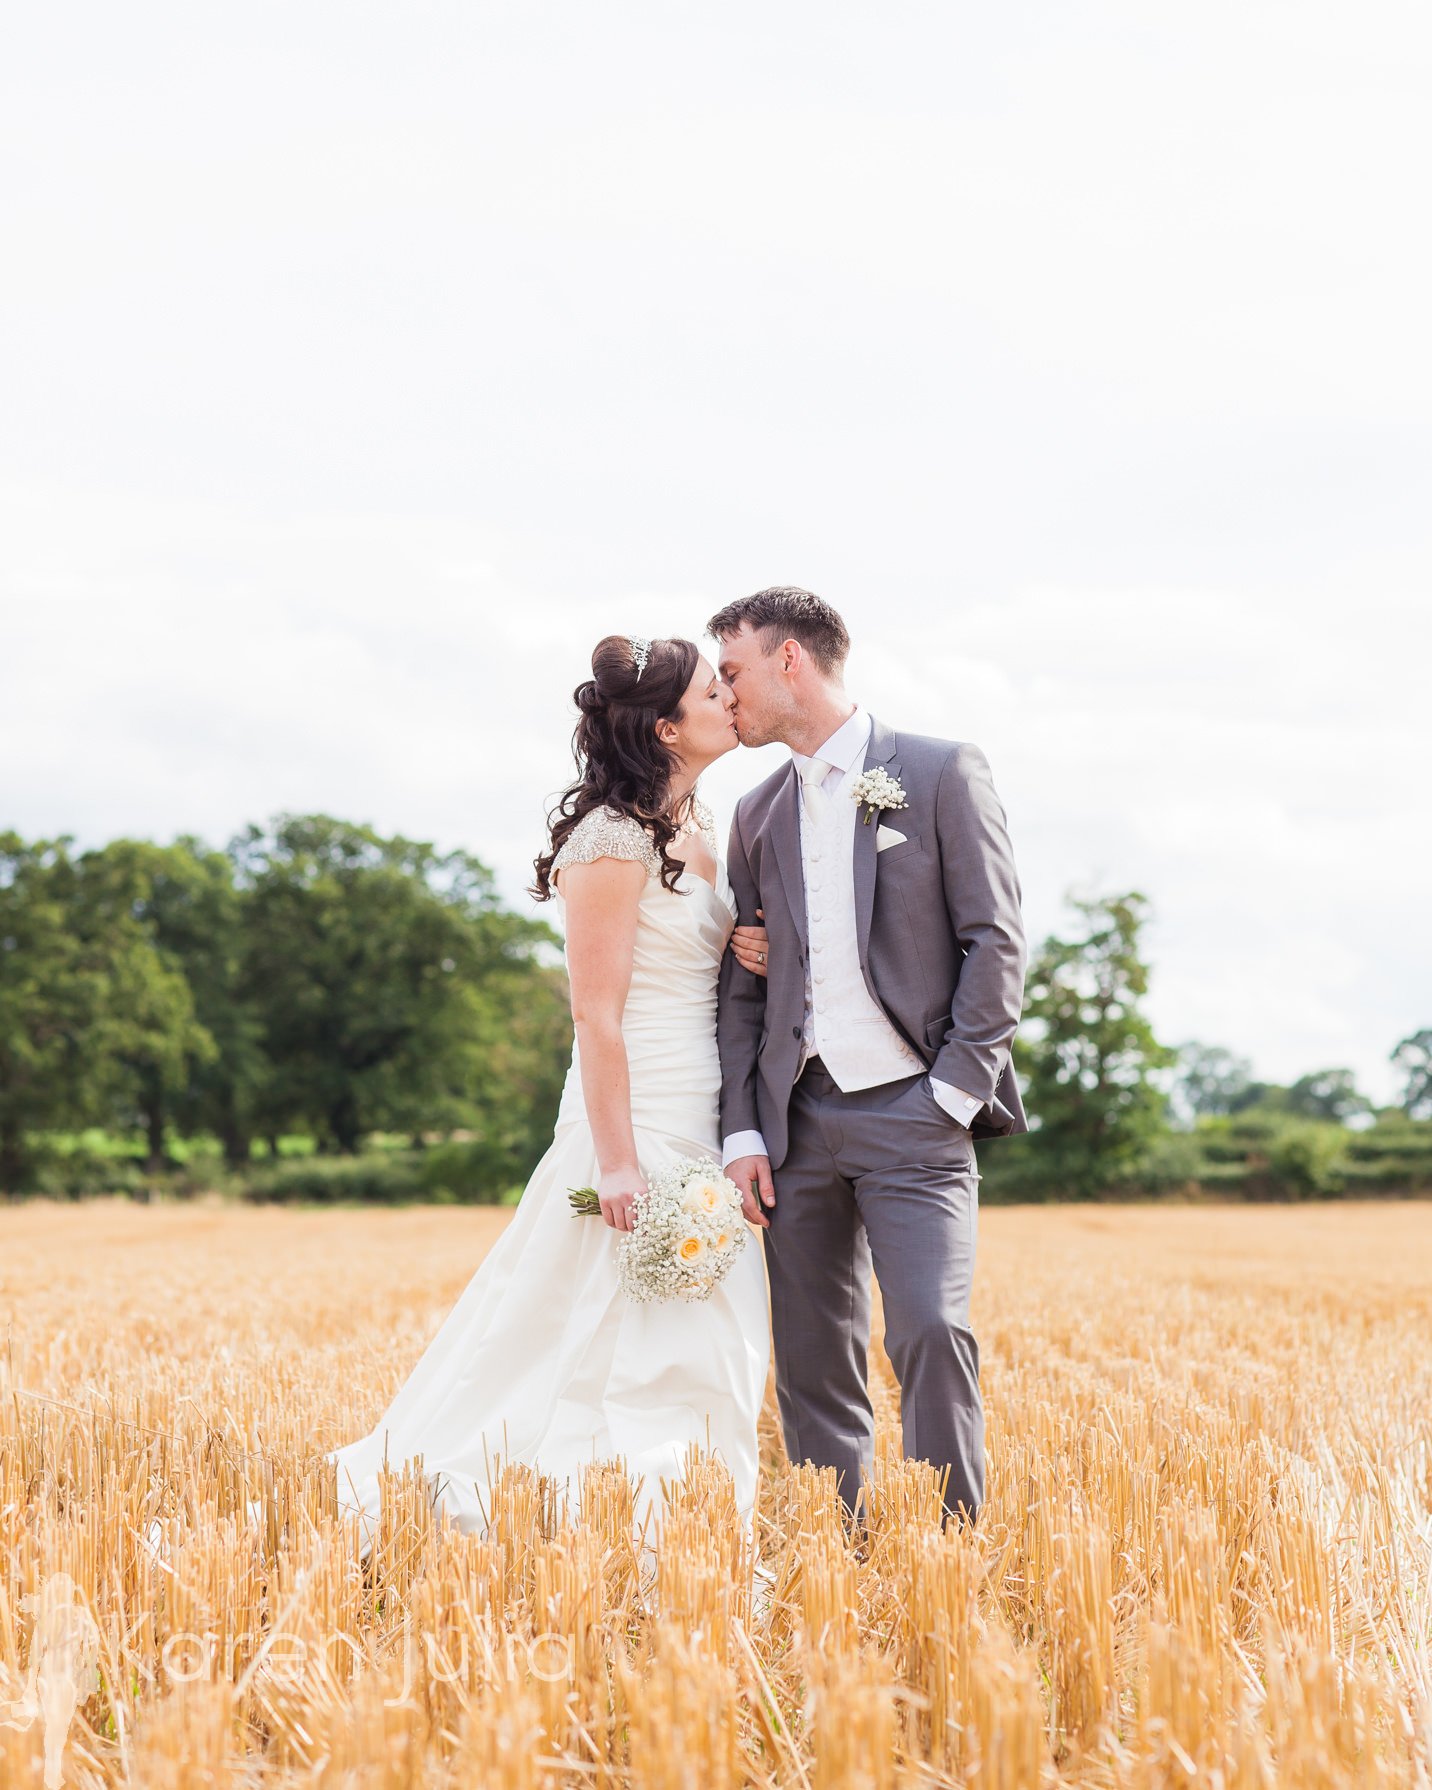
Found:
<box><xmin>876</xmin><ymin>825</ymin><xmax>907</xmax><ymax>852</ymax></box>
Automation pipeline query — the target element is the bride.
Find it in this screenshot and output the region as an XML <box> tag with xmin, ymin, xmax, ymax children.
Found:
<box><xmin>324</xmin><ymin>633</ymin><xmax>772</xmax><ymax>1558</ymax></box>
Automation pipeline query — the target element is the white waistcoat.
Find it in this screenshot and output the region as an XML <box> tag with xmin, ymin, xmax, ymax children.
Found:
<box><xmin>797</xmin><ymin>760</ymin><xmax>926</xmax><ymax>1091</ymax></box>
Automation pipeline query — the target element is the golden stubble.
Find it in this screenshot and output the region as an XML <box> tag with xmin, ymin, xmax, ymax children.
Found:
<box><xmin>1</xmin><ymin>1197</ymin><xmax>1429</xmax><ymax>1787</ymax></box>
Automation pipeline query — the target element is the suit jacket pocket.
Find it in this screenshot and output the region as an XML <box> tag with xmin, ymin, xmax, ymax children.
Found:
<box><xmin>876</xmin><ymin>833</ymin><xmax>922</xmax><ymax>866</ymax></box>
<box><xmin>925</xmin><ymin>1015</ymin><xmax>951</xmax><ymax>1049</ymax></box>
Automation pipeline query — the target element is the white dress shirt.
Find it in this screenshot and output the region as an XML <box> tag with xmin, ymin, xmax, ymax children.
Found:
<box><xmin>722</xmin><ymin>707</ymin><xmax>982</xmax><ymax>1167</ymax></box>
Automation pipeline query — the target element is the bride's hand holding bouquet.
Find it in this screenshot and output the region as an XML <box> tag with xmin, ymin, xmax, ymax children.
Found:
<box><xmin>570</xmin><ymin>1157</ymin><xmax>751</xmax><ymax>1302</ymax></box>
<box><xmin>592</xmin><ymin>1166</ymin><xmax>646</xmax><ymax>1234</ymax></box>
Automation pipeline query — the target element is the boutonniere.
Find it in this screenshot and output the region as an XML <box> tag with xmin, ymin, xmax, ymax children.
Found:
<box><xmin>850</xmin><ymin>767</ymin><xmax>909</xmax><ymax>825</ymax></box>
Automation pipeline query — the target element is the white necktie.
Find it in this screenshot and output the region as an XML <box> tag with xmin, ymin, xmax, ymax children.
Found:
<box><xmin>798</xmin><ymin>756</ymin><xmax>832</xmax><ymax>816</ymax></box>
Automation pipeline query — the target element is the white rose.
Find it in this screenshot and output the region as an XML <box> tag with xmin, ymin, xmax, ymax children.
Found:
<box><xmin>682</xmin><ymin>1175</ymin><xmax>725</xmax><ymax>1215</ymax></box>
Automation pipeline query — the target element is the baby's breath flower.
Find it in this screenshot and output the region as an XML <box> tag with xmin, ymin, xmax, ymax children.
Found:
<box><xmin>850</xmin><ymin>768</ymin><xmax>909</xmax><ymax>825</ymax></box>
<box><xmin>569</xmin><ymin>1156</ymin><xmax>750</xmax><ymax>1301</ymax></box>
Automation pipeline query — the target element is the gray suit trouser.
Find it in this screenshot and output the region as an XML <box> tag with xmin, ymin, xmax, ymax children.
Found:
<box><xmin>765</xmin><ymin>1056</ymin><xmax>984</xmax><ymax>1527</ymax></box>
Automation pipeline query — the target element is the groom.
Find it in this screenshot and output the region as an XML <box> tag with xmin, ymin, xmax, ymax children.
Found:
<box><xmin>710</xmin><ymin>588</ymin><xmax>1028</xmax><ymax>1529</ymax></box>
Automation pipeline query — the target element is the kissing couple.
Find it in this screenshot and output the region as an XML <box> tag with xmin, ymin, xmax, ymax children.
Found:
<box><xmin>327</xmin><ymin>585</ymin><xmax>1029</xmax><ymax>1558</ymax></box>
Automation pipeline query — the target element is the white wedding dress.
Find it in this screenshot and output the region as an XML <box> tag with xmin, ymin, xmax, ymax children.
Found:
<box><xmin>324</xmin><ymin>801</ymin><xmax>771</xmax><ymax>1558</ymax></box>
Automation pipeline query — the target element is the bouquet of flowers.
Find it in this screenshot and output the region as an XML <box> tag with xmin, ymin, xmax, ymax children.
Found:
<box><xmin>568</xmin><ymin>1157</ymin><xmax>750</xmax><ymax>1302</ymax></box>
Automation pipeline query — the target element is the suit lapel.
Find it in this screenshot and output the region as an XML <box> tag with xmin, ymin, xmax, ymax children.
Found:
<box><xmin>853</xmin><ymin>715</ymin><xmax>900</xmax><ymax>969</ymax></box>
<box><xmin>759</xmin><ymin>762</ymin><xmax>807</xmax><ymax>940</ymax></box>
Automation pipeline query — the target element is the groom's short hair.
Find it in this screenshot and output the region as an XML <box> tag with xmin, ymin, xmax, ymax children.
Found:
<box><xmin>706</xmin><ymin>587</ymin><xmax>851</xmax><ymax>678</ymax></box>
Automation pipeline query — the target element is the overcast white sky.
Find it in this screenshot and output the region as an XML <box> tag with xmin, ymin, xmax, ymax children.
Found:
<box><xmin>3</xmin><ymin>3</ymin><xmax>1429</xmax><ymax>1103</ymax></box>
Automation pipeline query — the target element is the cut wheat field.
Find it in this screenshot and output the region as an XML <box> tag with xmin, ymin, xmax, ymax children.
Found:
<box><xmin>2</xmin><ymin>1197</ymin><xmax>1429</xmax><ymax>1788</ymax></box>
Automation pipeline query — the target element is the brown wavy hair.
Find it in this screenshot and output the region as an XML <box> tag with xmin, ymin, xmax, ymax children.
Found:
<box><xmin>531</xmin><ymin>635</ymin><xmax>702</xmax><ymax>902</ymax></box>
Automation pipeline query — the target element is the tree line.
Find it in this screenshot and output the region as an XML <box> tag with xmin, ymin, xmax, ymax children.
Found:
<box><xmin>3</xmin><ymin>820</ymin><xmax>1428</xmax><ymax>1202</ymax></box>
<box><xmin>0</xmin><ymin>816</ymin><xmax>571</xmax><ymax>1197</ymax></box>
<box><xmin>998</xmin><ymin>889</ymin><xmax>1432</xmax><ymax>1201</ymax></box>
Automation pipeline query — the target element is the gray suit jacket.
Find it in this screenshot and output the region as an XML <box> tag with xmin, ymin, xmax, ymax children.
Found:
<box><xmin>716</xmin><ymin>715</ymin><xmax>1029</xmax><ymax>1170</ymax></box>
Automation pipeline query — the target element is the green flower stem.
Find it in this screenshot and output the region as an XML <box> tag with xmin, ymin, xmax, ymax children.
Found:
<box><xmin>567</xmin><ymin>1186</ymin><xmax>602</xmax><ymax>1215</ymax></box>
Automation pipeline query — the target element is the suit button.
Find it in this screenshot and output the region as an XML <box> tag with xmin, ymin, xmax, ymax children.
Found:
<box><xmin>792</xmin><ymin>1026</ymin><xmax>802</xmax><ymax>1039</ymax></box>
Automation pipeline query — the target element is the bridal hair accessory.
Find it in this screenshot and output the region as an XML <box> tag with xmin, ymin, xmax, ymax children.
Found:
<box><xmin>628</xmin><ymin>636</ymin><xmax>652</xmax><ymax>680</ymax></box>
<box><xmin>851</xmin><ymin>767</ymin><xmax>909</xmax><ymax>825</ymax></box>
<box><xmin>568</xmin><ymin>1157</ymin><xmax>750</xmax><ymax>1301</ymax></box>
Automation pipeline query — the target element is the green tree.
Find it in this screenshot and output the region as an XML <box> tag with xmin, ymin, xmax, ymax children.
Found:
<box><xmin>76</xmin><ymin>840</ymin><xmax>219</xmax><ymax>1168</ymax></box>
<box><xmin>1264</xmin><ymin>1118</ymin><xmax>1350</xmax><ymax>1197</ymax></box>
<box><xmin>0</xmin><ymin>836</ymin><xmax>107</xmax><ymax>1190</ymax></box>
<box><xmin>1014</xmin><ymin>889</ymin><xmax>1176</xmax><ymax>1198</ymax></box>
<box><xmin>99</xmin><ymin>836</ymin><xmax>268</xmax><ymax>1167</ymax></box>
<box><xmin>1172</xmin><ymin>1041</ymin><xmax>1253</xmax><ymax>1122</ymax></box>
<box><xmin>1284</xmin><ymin>1067</ymin><xmax>1371</xmax><ymax>1125</ymax></box>
<box><xmin>1227</xmin><ymin>1080</ymin><xmax>1288</xmax><ymax>1115</ymax></box>
<box><xmin>1391</xmin><ymin>1029</ymin><xmax>1432</xmax><ymax>1120</ymax></box>
<box><xmin>0</xmin><ymin>834</ymin><xmax>213</xmax><ymax>1189</ymax></box>
<box><xmin>230</xmin><ymin>814</ymin><xmax>564</xmax><ymax>1155</ymax></box>
<box><xmin>464</xmin><ymin>936</ymin><xmax>572</xmax><ymax>1187</ymax></box>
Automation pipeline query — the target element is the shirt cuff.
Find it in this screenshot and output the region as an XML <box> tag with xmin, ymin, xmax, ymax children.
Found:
<box><xmin>721</xmin><ymin>1130</ymin><xmax>769</xmax><ymax>1168</ymax></box>
<box><xmin>928</xmin><ymin>1077</ymin><xmax>981</xmax><ymax>1126</ymax></box>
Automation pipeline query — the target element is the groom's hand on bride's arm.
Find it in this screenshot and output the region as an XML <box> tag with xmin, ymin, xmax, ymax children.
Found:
<box><xmin>728</xmin><ymin>909</ymin><xmax>768</xmax><ymax>978</ymax></box>
<box><xmin>724</xmin><ymin>1153</ymin><xmax>774</xmax><ymax>1227</ymax></box>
